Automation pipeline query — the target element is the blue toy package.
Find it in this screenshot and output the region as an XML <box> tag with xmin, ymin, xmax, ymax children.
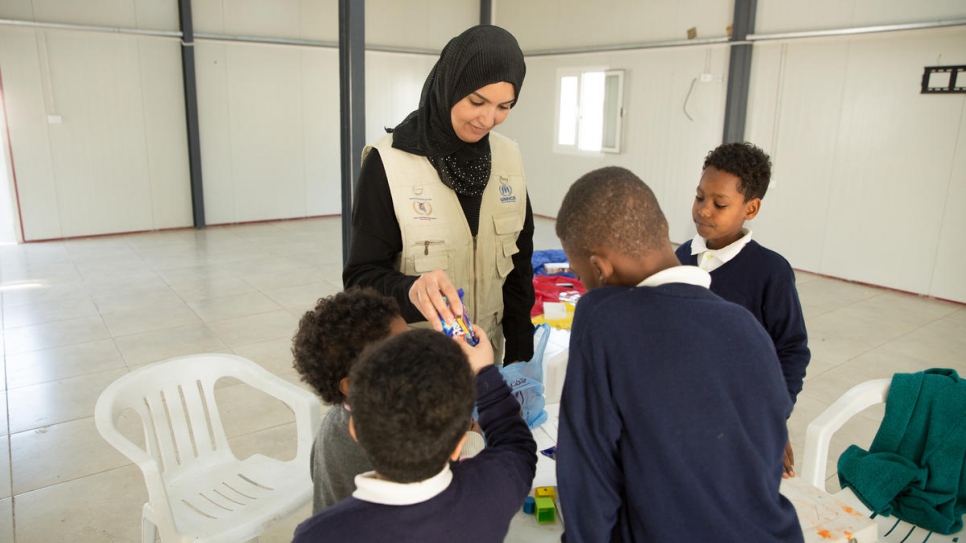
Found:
<box><xmin>439</xmin><ymin>288</ymin><xmax>478</xmax><ymax>346</ymax></box>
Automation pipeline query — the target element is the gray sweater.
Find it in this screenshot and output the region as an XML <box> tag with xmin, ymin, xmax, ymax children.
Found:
<box><xmin>310</xmin><ymin>405</ymin><xmax>372</xmax><ymax>513</ymax></box>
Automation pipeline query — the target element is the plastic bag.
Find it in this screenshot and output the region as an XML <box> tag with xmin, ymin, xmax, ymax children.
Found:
<box><xmin>499</xmin><ymin>323</ymin><xmax>551</xmax><ymax>428</ymax></box>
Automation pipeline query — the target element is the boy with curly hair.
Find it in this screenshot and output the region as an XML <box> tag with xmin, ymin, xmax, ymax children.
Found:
<box><xmin>292</xmin><ymin>287</ymin><xmax>410</xmax><ymax>513</ymax></box>
<box><xmin>676</xmin><ymin>142</ymin><xmax>810</xmax><ymax>476</ymax></box>
<box><xmin>292</xmin><ymin>327</ymin><xmax>536</xmax><ymax>542</ymax></box>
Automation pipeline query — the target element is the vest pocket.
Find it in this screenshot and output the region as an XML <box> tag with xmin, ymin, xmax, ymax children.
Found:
<box><xmin>413</xmin><ymin>254</ymin><xmax>450</xmax><ymax>274</ymax></box>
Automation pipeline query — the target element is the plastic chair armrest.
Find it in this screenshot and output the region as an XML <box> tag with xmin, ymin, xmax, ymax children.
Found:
<box><xmin>800</xmin><ymin>378</ymin><xmax>891</xmax><ymax>490</ymax></box>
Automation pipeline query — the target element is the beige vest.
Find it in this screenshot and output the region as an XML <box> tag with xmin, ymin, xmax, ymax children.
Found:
<box><xmin>363</xmin><ymin>132</ymin><xmax>527</xmax><ymax>356</ymax></box>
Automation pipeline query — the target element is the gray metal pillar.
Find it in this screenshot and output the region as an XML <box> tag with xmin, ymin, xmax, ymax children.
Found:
<box><xmin>480</xmin><ymin>0</ymin><xmax>492</xmax><ymax>25</ymax></box>
<box><xmin>177</xmin><ymin>0</ymin><xmax>205</xmax><ymax>228</ymax></box>
<box><xmin>339</xmin><ymin>0</ymin><xmax>365</xmax><ymax>265</ymax></box>
<box><xmin>722</xmin><ymin>0</ymin><xmax>756</xmax><ymax>144</ymax></box>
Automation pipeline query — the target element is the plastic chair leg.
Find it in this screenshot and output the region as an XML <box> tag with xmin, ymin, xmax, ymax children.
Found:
<box><xmin>142</xmin><ymin>516</ymin><xmax>157</xmax><ymax>543</ymax></box>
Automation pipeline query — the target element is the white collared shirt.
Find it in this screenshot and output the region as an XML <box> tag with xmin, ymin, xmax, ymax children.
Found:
<box><xmin>352</xmin><ymin>464</ymin><xmax>453</xmax><ymax>505</ymax></box>
<box><xmin>689</xmin><ymin>228</ymin><xmax>753</xmax><ymax>273</ymax></box>
<box><xmin>637</xmin><ymin>265</ymin><xmax>711</xmax><ymax>289</ymax></box>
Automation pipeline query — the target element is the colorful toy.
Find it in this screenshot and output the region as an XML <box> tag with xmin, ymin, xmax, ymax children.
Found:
<box><xmin>534</xmin><ymin>497</ymin><xmax>556</xmax><ymax>523</ymax></box>
<box><xmin>439</xmin><ymin>288</ymin><xmax>478</xmax><ymax>346</ymax></box>
<box><xmin>535</xmin><ymin>486</ymin><xmax>556</xmax><ymax>500</ymax></box>
<box><xmin>522</xmin><ymin>496</ymin><xmax>536</xmax><ymax>514</ymax></box>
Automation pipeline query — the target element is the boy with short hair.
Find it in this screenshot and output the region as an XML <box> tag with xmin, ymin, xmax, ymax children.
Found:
<box><xmin>292</xmin><ymin>326</ymin><xmax>536</xmax><ymax>543</ymax></box>
<box><xmin>676</xmin><ymin>142</ymin><xmax>810</xmax><ymax>474</ymax></box>
<box><xmin>292</xmin><ymin>287</ymin><xmax>410</xmax><ymax>513</ymax></box>
<box><xmin>555</xmin><ymin>166</ymin><xmax>803</xmax><ymax>542</ymax></box>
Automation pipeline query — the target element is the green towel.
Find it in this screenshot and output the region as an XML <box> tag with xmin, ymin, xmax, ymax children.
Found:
<box><xmin>838</xmin><ymin>368</ymin><xmax>966</xmax><ymax>534</ymax></box>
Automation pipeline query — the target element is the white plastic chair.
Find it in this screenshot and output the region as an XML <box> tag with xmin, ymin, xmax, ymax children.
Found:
<box><xmin>95</xmin><ymin>353</ymin><xmax>321</xmax><ymax>543</ymax></box>
<box><xmin>800</xmin><ymin>377</ymin><xmax>963</xmax><ymax>543</ymax></box>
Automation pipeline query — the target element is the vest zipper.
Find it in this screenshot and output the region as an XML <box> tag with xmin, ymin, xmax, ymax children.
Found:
<box><xmin>472</xmin><ymin>236</ymin><xmax>478</xmax><ymax>324</ymax></box>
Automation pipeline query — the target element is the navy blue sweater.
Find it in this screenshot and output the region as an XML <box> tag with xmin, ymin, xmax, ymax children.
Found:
<box><xmin>676</xmin><ymin>240</ymin><xmax>810</xmax><ymax>403</ymax></box>
<box><xmin>558</xmin><ymin>283</ymin><xmax>803</xmax><ymax>543</ymax></box>
<box><xmin>292</xmin><ymin>366</ymin><xmax>536</xmax><ymax>543</ymax></box>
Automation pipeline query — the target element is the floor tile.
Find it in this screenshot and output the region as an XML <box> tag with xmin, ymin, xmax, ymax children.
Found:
<box><xmin>262</xmin><ymin>280</ymin><xmax>341</xmax><ymax>314</ymax></box>
<box><xmin>2</xmin><ymin>315</ymin><xmax>112</xmax><ymax>355</ymax></box>
<box><xmin>215</xmin><ymin>380</ymin><xmax>301</xmax><ymax>440</ymax></box>
<box><xmin>114</xmin><ymin>324</ymin><xmax>230</xmax><ymax>367</ymax></box>
<box><xmin>231</xmin><ymin>337</ymin><xmax>298</xmax><ymax>376</ymax></box>
<box><xmin>90</xmin><ymin>284</ymin><xmax>183</xmax><ymax>313</ymax></box>
<box><xmin>0</xmin><ymin>436</ymin><xmax>10</xmax><ymax>499</ymax></box>
<box><xmin>101</xmin><ymin>300</ymin><xmax>203</xmax><ymax>337</ymax></box>
<box><xmin>13</xmin><ymin>465</ymin><xmax>145</xmax><ymax>543</ymax></box>
<box><xmin>1</xmin><ymin>293</ymin><xmax>100</xmax><ymax>329</ymax></box>
<box><xmin>7</xmin><ymin>368</ymin><xmax>129</xmax><ymax>434</ymax></box>
<box><xmin>5</xmin><ymin>338</ymin><xmax>125</xmax><ymax>389</ymax></box>
<box><xmin>187</xmin><ymin>291</ymin><xmax>282</xmax><ymax>323</ymax></box>
<box><xmin>0</xmin><ymin>498</ymin><xmax>11</xmax><ymax>542</ymax></box>
<box><xmin>238</xmin><ymin>266</ymin><xmax>329</xmax><ymax>292</ymax></box>
<box><xmin>10</xmin><ymin>417</ymin><xmax>130</xmax><ymax>494</ymax></box>
<box><xmin>207</xmin><ymin>310</ymin><xmax>300</xmax><ymax>348</ymax></box>
<box><xmin>168</xmin><ymin>275</ymin><xmax>257</xmax><ymax>302</ymax></box>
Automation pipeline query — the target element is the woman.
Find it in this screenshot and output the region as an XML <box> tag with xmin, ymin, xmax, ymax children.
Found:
<box><xmin>343</xmin><ymin>25</ymin><xmax>534</xmax><ymax>365</ymax></box>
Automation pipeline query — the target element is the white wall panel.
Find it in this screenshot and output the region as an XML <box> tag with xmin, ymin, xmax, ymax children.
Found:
<box><xmin>195</xmin><ymin>41</ymin><xmax>235</xmax><ymax>223</ymax></box>
<box><xmin>756</xmin><ymin>0</ymin><xmax>966</xmax><ymax>34</ymax></box>
<box><xmin>136</xmin><ymin>38</ymin><xmax>192</xmax><ymax>229</ymax></box>
<box><xmin>746</xmin><ymin>41</ymin><xmax>849</xmax><ymax>272</ymax></box>
<box><xmin>225</xmin><ymin>43</ymin><xmax>305</xmax><ymax>222</ymax></box>
<box><xmin>196</xmin><ymin>41</ymin><xmax>340</xmax><ymax>224</ymax></box>
<box><xmin>822</xmin><ymin>30</ymin><xmax>964</xmax><ymax>295</ymax></box>
<box><xmin>364</xmin><ymin>51</ymin><xmax>436</xmax><ymax>144</ymax></box>
<box><xmin>930</xmin><ymin>100</ymin><xmax>966</xmax><ymax>302</ymax></box>
<box><xmin>0</xmin><ymin>28</ymin><xmax>62</xmax><ymax>239</ymax></box>
<box><xmin>366</xmin><ymin>0</ymin><xmax>478</xmax><ymax>51</ymax></box>
<box><xmin>499</xmin><ymin>45</ymin><xmax>729</xmax><ymax>244</ymax></box>
<box><xmin>0</xmin><ymin>0</ymin><xmax>178</xmax><ymax>31</ymax></box>
<box><xmin>495</xmin><ymin>0</ymin><xmax>733</xmax><ymax>52</ymax></box>
<box><xmin>193</xmin><ymin>0</ymin><xmax>338</xmax><ymax>41</ymax></box>
<box><xmin>300</xmin><ymin>47</ymin><xmax>340</xmax><ymax>216</ymax></box>
<box><xmin>43</xmin><ymin>31</ymin><xmax>155</xmax><ymax>236</ymax></box>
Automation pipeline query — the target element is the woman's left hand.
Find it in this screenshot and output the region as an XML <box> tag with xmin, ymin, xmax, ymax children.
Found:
<box><xmin>409</xmin><ymin>269</ymin><xmax>463</xmax><ymax>331</ymax></box>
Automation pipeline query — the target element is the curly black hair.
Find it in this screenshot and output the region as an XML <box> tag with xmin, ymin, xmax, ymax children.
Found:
<box><xmin>291</xmin><ymin>287</ymin><xmax>401</xmax><ymax>404</ymax></box>
<box><xmin>349</xmin><ymin>329</ymin><xmax>475</xmax><ymax>483</ymax></box>
<box><xmin>556</xmin><ymin>166</ymin><xmax>669</xmax><ymax>259</ymax></box>
<box><xmin>703</xmin><ymin>142</ymin><xmax>772</xmax><ymax>201</ymax></box>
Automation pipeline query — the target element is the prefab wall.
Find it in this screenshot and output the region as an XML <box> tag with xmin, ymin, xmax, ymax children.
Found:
<box><xmin>1</xmin><ymin>0</ymin><xmax>964</xmax><ymax>303</ymax></box>
<box><xmin>495</xmin><ymin>0</ymin><xmax>966</xmax><ymax>304</ymax></box>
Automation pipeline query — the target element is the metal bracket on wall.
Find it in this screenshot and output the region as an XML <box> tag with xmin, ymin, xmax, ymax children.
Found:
<box><xmin>920</xmin><ymin>65</ymin><xmax>966</xmax><ymax>94</ymax></box>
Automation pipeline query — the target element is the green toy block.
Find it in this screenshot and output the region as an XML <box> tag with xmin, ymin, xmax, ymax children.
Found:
<box><xmin>534</xmin><ymin>496</ymin><xmax>556</xmax><ymax>524</ymax></box>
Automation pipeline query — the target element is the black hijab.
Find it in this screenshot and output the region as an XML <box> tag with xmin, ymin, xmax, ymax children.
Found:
<box><xmin>390</xmin><ymin>25</ymin><xmax>526</xmax><ymax>197</ymax></box>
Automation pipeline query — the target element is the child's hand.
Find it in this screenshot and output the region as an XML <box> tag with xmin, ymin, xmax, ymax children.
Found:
<box><xmin>456</xmin><ymin>324</ymin><xmax>492</xmax><ymax>375</ymax></box>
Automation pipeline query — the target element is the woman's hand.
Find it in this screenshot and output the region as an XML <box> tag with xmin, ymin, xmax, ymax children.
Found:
<box><xmin>409</xmin><ymin>270</ymin><xmax>463</xmax><ymax>331</ymax></box>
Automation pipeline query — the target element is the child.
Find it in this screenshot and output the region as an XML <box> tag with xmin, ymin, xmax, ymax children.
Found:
<box><xmin>291</xmin><ymin>327</ymin><xmax>537</xmax><ymax>543</ymax></box>
<box><xmin>555</xmin><ymin>166</ymin><xmax>803</xmax><ymax>542</ymax></box>
<box><xmin>292</xmin><ymin>287</ymin><xmax>410</xmax><ymax>513</ymax></box>
<box><xmin>675</xmin><ymin>142</ymin><xmax>810</xmax><ymax>475</ymax></box>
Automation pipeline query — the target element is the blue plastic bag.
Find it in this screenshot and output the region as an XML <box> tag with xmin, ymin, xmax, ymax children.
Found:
<box><xmin>499</xmin><ymin>323</ymin><xmax>551</xmax><ymax>428</ymax></box>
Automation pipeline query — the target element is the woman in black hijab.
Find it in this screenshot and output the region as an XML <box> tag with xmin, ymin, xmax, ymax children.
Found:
<box><xmin>343</xmin><ymin>25</ymin><xmax>535</xmax><ymax>365</ymax></box>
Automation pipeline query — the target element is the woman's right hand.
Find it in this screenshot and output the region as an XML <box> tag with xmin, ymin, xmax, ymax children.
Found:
<box><xmin>409</xmin><ymin>270</ymin><xmax>463</xmax><ymax>331</ymax></box>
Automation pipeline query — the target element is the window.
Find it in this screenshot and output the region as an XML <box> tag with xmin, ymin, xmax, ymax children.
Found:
<box><xmin>555</xmin><ymin>68</ymin><xmax>624</xmax><ymax>154</ymax></box>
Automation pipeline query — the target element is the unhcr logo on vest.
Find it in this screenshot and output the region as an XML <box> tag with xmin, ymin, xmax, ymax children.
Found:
<box><xmin>499</xmin><ymin>183</ymin><xmax>516</xmax><ymax>204</ymax></box>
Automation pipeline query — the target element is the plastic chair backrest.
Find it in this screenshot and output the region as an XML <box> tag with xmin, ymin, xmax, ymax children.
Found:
<box><xmin>95</xmin><ymin>353</ymin><xmax>318</xmax><ymax>542</ymax></box>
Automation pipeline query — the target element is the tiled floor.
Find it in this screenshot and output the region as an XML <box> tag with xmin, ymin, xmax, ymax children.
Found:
<box><xmin>0</xmin><ymin>216</ymin><xmax>963</xmax><ymax>542</ymax></box>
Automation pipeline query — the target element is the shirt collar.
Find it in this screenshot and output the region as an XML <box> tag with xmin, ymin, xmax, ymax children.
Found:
<box><xmin>689</xmin><ymin>228</ymin><xmax>753</xmax><ymax>264</ymax></box>
<box><xmin>352</xmin><ymin>464</ymin><xmax>453</xmax><ymax>505</ymax></box>
<box><xmin>637</xmin><ymin>265</ymin><xmax>711</xmax><ymax>289</ymax></box>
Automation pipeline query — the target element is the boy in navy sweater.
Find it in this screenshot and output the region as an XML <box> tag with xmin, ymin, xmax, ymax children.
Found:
<box><xmin>676</xmin><ymin>142</ymin><xmax>810</xmax><ymax>476</ymax></box>
<box><xmin>555</xmin><ymin>166</ymin><xmax>803</xmax><ymax>543</ymax></box>
<box><xmin>291</xmin><ymin>326</ymin><xmax>536</xmax><ymax>543</ymax></box>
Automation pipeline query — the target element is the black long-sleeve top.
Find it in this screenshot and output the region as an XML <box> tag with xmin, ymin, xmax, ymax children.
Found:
<box><xmin>343</xmin><ymin>150</ymin><xmax>536</xmax><ymax>364</ymax></box>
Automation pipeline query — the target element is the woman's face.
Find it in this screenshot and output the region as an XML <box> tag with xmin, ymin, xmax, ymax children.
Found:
<box><xmin>450</xmin><ymin>82</ymin><xmax>516</xmax><ymax>143</ymax></box>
